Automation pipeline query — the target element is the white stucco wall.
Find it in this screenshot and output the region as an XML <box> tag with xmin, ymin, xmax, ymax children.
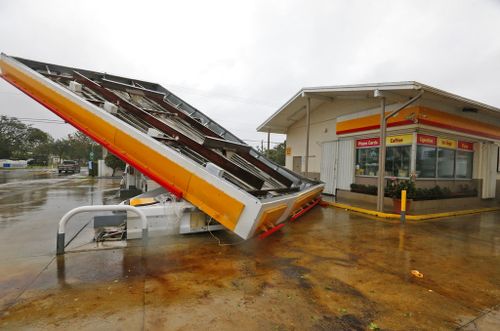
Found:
<box><xmin>285</xmin><ymin>99</ymin><xmax>388</xmax><ymax>173</ymax></box>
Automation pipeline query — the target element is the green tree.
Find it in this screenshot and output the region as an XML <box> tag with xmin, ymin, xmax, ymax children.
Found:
<box><xmin>0</xmin><ymin>116</ymin><xmax>54</xmax><ymax>161</ymax></box>
<box><xmin>0</xmin><ymin>116</ymin><xmax>104</xmax><ymax>165</ymax></box>
<box><xmin>52</xmin><ymin>139</ymin><xmax>71</xmax><ymax>160</ymax></box>
<box><xmin>104</xmin><ymin>153</ymin><xmax>125</xmax><ymax>176</ymax></box>
<box><xmin>25</xmin><ymin>128</ymin><xmax>53</xmax><ymax>162</ymax></box>
<box><xmin>0</xmin><ymin>116</ymin><xmax>30</xmax><ymax>159</ymax></box>
<box><xmin>266</xmin><ymin>142</ymin><xmax>286</xmax><ymax>166</ymax></box>
<box><xmin>61</xmin><ymin>131</ymin><xmax>101</xmax><ymax>162</ymax></box>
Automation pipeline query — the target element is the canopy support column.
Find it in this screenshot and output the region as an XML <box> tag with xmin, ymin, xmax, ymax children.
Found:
<box><xmin>305</xmin><ymin>96</ymin><xmax>311</xmax><ymax>177</ymax></box>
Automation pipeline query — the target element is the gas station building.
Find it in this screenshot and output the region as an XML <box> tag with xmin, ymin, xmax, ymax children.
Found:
<box><xmin>258</xmin><ymin>82</ymin><xmax>500</xmax><ymax>200</ymax></box>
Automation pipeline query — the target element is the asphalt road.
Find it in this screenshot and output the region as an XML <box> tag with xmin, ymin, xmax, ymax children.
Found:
<box><xmin>0</xmin><ymin>168</ymin><xmax>122</xmax><ymax>259</ymax></box>
<box><xmin>0</xmin><ymin>168</ymin><xmax>498</xmax><ymax>330</ymax></box>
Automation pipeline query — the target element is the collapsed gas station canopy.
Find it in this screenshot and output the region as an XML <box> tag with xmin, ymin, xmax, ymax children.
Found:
<box><xmin>0</xmin><ymin>54</ymin><xmax>323</xmax><ymax>239</ymax></box>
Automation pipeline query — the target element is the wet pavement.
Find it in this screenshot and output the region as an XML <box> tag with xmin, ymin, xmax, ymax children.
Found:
<box><xmin>0</xmin><ymin>170</ymin><xmax>499</xmax><ymax>330</ymax></box>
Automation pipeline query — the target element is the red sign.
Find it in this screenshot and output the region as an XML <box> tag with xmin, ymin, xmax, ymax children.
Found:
<box><xmin>417</xmin><ymin>134</ymin><xmax>437</xmax><ymax>146</ymax></box>
<box><xmin>356</xmin><ymin>138</ymin><xmax>380</xmax><ymax>148</ymax></box>
<box><xmin>458</xmin><ymin>141</ymin><xmax>474</xmax><ymax>151</ymax></box>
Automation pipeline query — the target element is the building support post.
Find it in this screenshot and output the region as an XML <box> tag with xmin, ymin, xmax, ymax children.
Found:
<box><xmin>376</xmin><ymin>95</ymin><xmax>387</xmax><ymax>212</ymax></box>
<box><xmin>267</xmin><ymin>130</ymin><xmax>271</xmax><ymax>156</ymax></box>
<box><xmin>376</xmin><ymin>90</ymin><xmax>424</xmax><ymax>212</ymax></box>
<box><xmin>305</xmin><ymin>96</ymin><xmax>311</xmax><ymax>177</ymax></box>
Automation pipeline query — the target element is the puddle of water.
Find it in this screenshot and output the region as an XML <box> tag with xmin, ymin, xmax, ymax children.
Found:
<box><xmin>0</xmin><ymin>168</ymin><xmax>57</xmax><ymax>185</ymax></box>
<box><xmin>0</xmin><ymin>173</ymin><xmax>123</xmax><ymax>259</ymax></box>
<box><xmin>0</xmin><ymin>172</ymin><xmax>499</xmax><ymax>330</ymax></box>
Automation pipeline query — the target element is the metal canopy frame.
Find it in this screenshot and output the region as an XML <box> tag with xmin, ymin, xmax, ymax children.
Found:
<box><xmin>73</xmin><ymin>70</ymin><xmax>267</xmax><ymax>189</ymax></box>
<box><xmin>0</xmin><ymin>54</ymin><xmax>324</xmax><ymax>240</ymax></box>
<box><xmin>8</xmin><ymin>56</ymin><xmax>309</xmax><ymax>196</ymax></box>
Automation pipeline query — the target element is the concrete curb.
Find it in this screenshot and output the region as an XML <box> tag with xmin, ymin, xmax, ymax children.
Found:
<box><xmin>326</xmin><ymin>201</ymin><xmax>500</xmax><ymax>221</ymax></box>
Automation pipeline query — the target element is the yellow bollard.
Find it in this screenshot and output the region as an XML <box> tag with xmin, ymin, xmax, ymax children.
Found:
<box><xmin>400</xmin><ymin>189</ymin><xmax>407</xmax><ymax>223</ymax></box>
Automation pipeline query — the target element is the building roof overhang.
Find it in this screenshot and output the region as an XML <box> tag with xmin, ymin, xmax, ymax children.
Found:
<box><xmin>256</xmin><ymin>81</ymin><xmax>500</xmax><ymax>134</ymax></box>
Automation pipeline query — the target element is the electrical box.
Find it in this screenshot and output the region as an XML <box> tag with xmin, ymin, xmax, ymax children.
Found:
<box><xmin>147</xmin><ymin>127</ymin><xmax>163</xmax><ymax>138</ymax></box>
<box><xmin>69</xmin><ymin>81</ymin><xmax>82</xmax><ymax>93</ymax></box>
<box><xmin>205</xmin><ymin>162</ymin><xmax>224</xmax><ymax>178</ymax></box>
<box><xmin>103</xmin><ymin>101</ymin><xmax>118</xmax><ymax>114</ymax></box>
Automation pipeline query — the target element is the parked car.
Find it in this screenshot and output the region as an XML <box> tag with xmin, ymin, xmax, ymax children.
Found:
<box><xmin>58</xmin><ymin>160</ymin><xmax>80</xmax><ymax>174</ymax></box>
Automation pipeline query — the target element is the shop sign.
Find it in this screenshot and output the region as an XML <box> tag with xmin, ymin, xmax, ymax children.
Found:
<box><xmin>417</xmin><ymin>134</ymin><xmax>437</xmax><ymax>146</ymax></box>
<box><xmin>458</xmin><ymin>141</ymin><xmax>474</xmax><ymax>151</ymax></box>
<box><xmin>286</xmin><ymin>147</ymin><xmax>292</xmax><ymax>156</ymax></box>
<box><xmin>437</xmin><ymin>138</ymin><xmax>457</xmax><ymax>149</ymax></box>
<box><xmin>386</xmin><ymin>134</ymin><xmax>413</xmax><ymax>146</ymax></box>
<box><xmin>356</xmin><ymin>137</ymin><xmax>380</xmax><ymax>148</ymax></box>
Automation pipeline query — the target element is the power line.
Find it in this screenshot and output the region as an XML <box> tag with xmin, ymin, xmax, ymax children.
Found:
<box><xmin>16</xmin><ymin>116</ymin><xmax>64</xmax><ymax>121</ymax></box>
<box><xmin>20</xmin><ymin>120</ymin><xmax>68</xmax><ymax>124</ymax></box>
<box><xmin>7</xmin><ymin>117</ymin><xmax>68</xmax><ymax>124</ymax></box>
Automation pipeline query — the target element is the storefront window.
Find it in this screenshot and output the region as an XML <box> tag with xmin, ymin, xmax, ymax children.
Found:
<box><xmin>356</xmin><ymin>134</ymin><xmax>474</xmax><ymax>179</ymax></box>
<box><xmin>416</xmin><ymin>145</ymin><xmax>436</xmax><ymax>178</ymax></box>
<box><xmin>437</xmin><ymin>148</ymin><xmax>455</xmax><ymax>178</ymax></box>
<box><xmin>385</xmin><ymin>146</ymin><xmax>411</xmax><ymax>177</ymax></box>
<box><xmin>456</xmin><ymin>151</ymin><xmax>473</xmax><ymax>178</ymax></box>
<box><xmin>356</xmin><ymin>147</ymin><xmax>379</xmax><ymax>176</ymax></box>
<box><xmin>355</xmin><ymin>135</ymin><xmax>474</xmax><ymax>180</ymax></box>
<box><xmin>416</xmin><ymin>135</ymin><xmax>474</xmax><ymax>179</ymax></box>
<box><xmin>356</xmin><ymin>146</ymin><xmax>411</xmax><ymax>177</ymax></box>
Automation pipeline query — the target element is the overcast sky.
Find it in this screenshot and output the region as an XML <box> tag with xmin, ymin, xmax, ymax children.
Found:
<box><xmin>0</xmin><ymin>0</ymin><xmax>499</xmax><ymax>148</ymax></box>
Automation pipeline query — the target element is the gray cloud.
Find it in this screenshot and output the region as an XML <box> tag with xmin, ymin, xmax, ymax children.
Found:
<box><xmin>1</xmin><ymin>0</ymin><xmax>499</xmax><ymax>146</ymax></box>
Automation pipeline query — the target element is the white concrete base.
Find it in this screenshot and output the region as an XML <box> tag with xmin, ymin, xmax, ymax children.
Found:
<box><xmin>126</xmin><ymin>202</ymin><xmax>194</xmax><ymax>239</ymax></box>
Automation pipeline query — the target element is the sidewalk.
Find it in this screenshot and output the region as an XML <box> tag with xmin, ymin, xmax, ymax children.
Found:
<box><xmin>322</xmin><ymin>194</ymin><xmax>500</xmax><ymax>221</ymax></box>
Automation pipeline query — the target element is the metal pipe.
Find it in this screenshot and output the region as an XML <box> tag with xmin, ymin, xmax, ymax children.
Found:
<box><xmin>376</xmin><ymin>97</ymin><xmax>387</xmax><ymax>211</ymax></box>
<box><xmin>57</xmin><ymin>205</ymin><xmax>148</xmax><ymax>255</ymax></box>
<box><xmin>305</xmin><ymin>96</ymin><xmax>311</xmax><ymax>177</ymax></box>
<box><xmin>385</xmin><ymin>91</ymin><xmax>424</xmax><ymax>121</ymax></box>
<box><xmin>377</xmin><ymin>90</ymin><xmax>424</xmax><ymax>211</ymax></box>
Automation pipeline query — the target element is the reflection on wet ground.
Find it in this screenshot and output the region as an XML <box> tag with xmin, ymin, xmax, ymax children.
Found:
<box><xmin>0</xmin><ymin>171</ymin><xmax>499</xmax><ymax>330</ymax></box>
<box><xmin>0</xmin><ymin>167</ymin><xmax>60</xmax><ymax>184</ymax></box>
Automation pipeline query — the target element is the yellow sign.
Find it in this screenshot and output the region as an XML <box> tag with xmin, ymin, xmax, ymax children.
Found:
<box><xmin>386</xmin><ymin>134</ymin><xmax>413</xmax><ymax>146</ymax></box>
<box><xmin>286</xmin><ymin>147</ymin><xmax>292</xmax><ymax>156</ymax></box>
<box><xmin>437</xmin><ymin>138</ymin><xmax>457</xmax><ymax>149</ymax></box>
